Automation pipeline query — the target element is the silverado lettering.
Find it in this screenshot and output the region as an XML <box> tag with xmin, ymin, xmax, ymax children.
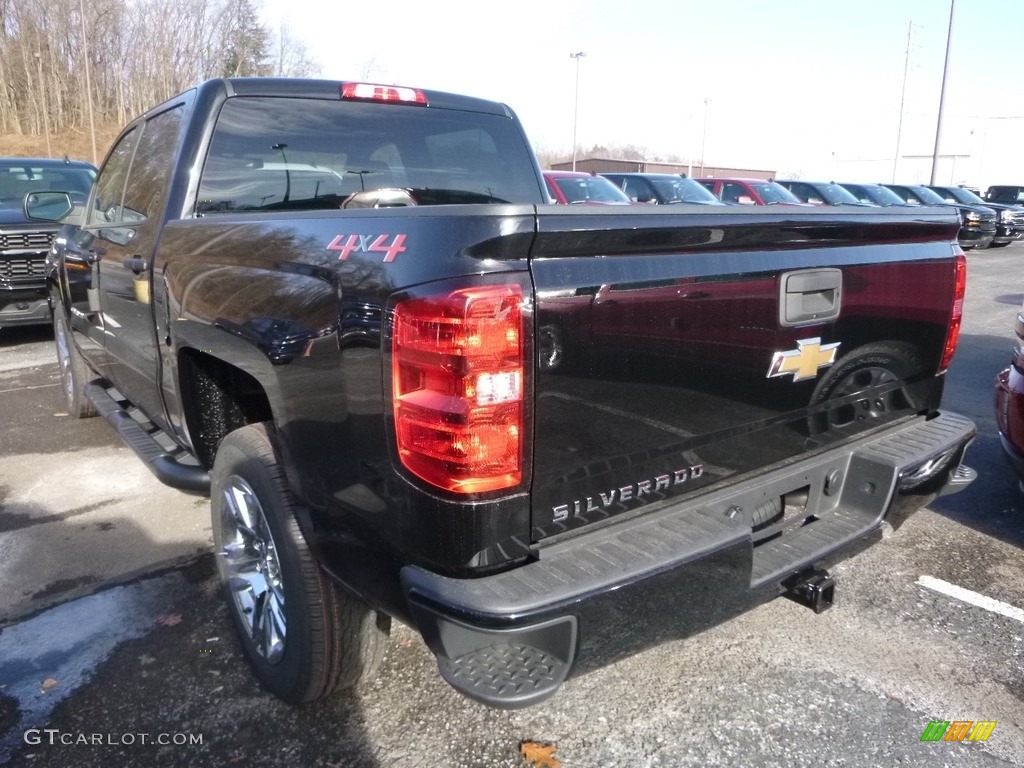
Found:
<box><xmin>33</xmin><ymin>77</ymin><xmax>976</xmax><ymax>712</ymax></box>
<box><xmin>552</xmin><ymin>464</ymin><xmax>705</xmax><ymax>521</ymax></box>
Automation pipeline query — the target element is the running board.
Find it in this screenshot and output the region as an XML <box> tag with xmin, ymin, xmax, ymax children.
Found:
<box><xmin>85</xmin><ymin>381</ymin><xmax>211</xmax><ymax>494</ymax></box>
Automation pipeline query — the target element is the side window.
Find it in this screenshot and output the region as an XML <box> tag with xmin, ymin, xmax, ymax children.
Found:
<box><xmin>122</xmin><ymin>105</ymin><xmax>184</xmax><ymax>225</ymax></box>
<box><xmin>90</xmin><ymin>128</ymin><xmax>138</xmax><ymax>225</ymax></box>
<box><xmin>721</xmin><ymin>183</ymin><xmax>745</xmax><ymax>204</ymax></box>
<box><xmin>622</xmin><ymin>178</ymin><xmax>642</xmax><ymax>200</ymax></box>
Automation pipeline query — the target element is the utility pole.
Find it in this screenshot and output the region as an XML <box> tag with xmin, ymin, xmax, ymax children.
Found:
<box><xmin>930</xmin><ymin>0</ymin><xmax>956</xmax><ymax>185</ymax></box>
<box><xmin>892</xmin><ymin>21</ymin><xmax>913</xmax><ymax>182</ymax></box>
<box><xmin>570</xmin><ymin>51</ymin><xmax>586</xmax><ymax>171</ymax></box>
<box><xmin>699</xmin><ymin>97</ymin><xmax>710</xmax><ymax>176</ymax></box>
<box><xmin>34</xmin><ymin>52</ymin><xmax>52</xmax><ymax>158</ymax></box>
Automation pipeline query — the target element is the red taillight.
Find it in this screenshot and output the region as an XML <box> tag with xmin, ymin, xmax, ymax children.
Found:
<box><xmin>392</xmin><ymin>284</ymin><xmax>524</xmax><ymax>493</ymax></box>
<box><xmin>341</xmin><ymin>82</ymin><xmax>428</xmax><ymax>105</ymax></box>
<box><xmin>940</xmin><ymin>249</ymin><xmax>967</xmax><ymax>372</ymax></box>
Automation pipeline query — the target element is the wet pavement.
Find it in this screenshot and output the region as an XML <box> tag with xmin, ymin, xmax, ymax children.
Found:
<box><xmin>0</xmin><ymin>249</ymin><xmax>1023</xmax><ymax>767</ymax></box>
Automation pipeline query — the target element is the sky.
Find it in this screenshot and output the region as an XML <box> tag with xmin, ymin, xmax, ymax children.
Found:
<box><xmin>258</xmin><ymin>0</ymin><xmax>1024</xmax><ymax>188</ymax></box>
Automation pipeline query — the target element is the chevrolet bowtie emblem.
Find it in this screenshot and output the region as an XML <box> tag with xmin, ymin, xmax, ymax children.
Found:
<box><xmin>767</xmin><ymin>338</ymin><xmax>840</xmax><ymax>382</ymax></box>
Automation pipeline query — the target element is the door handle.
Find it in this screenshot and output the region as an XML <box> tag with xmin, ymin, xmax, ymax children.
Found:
<box><xmin>779</xmin><ymin>268</ymin><xmax>842</xmax><ymax>326</ymax></box>
<box><xmin>123</xmin><ymin>256</ymin><xmax>148</xmax><ymax>274</ymax></box>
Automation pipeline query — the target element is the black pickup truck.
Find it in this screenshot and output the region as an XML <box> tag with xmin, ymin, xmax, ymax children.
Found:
<box><xmin>34</xmin><ymin>78</ymin><xmax>976</xmax><ymax>709</ymax></box>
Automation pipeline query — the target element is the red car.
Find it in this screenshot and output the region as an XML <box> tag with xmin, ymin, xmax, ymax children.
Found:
<box><xmin>995</xmin><ymin>302</ymin><xmax>1024</xmax><ymax>488</ymax></box>
<box><xmin>696</xmin><ymin>177</ymin><xmax>807</xmax><ymax>206</ymax></box>
<box><xmin>543</xmin><ymin>171</ymin><xmax>632</xmax><ymax>205</ymax></box>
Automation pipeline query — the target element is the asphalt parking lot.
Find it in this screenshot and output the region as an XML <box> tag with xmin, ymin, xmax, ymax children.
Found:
<box><xmin>1</xmin><ymin>246</ymin><xmax>1023</xmax><ymax>768</ymax></box>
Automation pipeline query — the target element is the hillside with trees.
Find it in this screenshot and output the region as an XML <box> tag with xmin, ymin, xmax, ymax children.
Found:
<box><xmin>0</xmin><ymin>0</ymin><xmax>317</xmax><ymax>162</ymax></box>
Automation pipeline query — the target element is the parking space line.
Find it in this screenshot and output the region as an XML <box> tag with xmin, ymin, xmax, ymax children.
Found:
<box><xmin>917</xmin><ymin>575</ymin><xmax>1024</xmax><ymax>624</ymax></box>
<box><xmin>0</xmin><ymin>383</ymin><xmax>59</xmax><ymax>395</ymax></box>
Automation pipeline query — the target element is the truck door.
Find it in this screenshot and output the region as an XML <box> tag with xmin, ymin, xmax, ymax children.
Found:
<box><xmin>88</xmin><ymin>104</ymin><xmax>185</xmax><ymax>423</ymax></box>
<box><xmin>70</xmin><ymin>128</ymin><xmax>139</xmax><ymax>369</ymax></box>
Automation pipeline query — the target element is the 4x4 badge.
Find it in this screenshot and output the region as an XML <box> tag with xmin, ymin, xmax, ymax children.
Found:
<box><xmin>767</xmin><ymin>338</ymin><xmax>840</xmax><ymax>382</ymax></box>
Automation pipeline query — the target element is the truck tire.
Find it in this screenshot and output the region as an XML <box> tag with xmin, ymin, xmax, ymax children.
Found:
<box><xmin>211</xmin><ymin>423</ymin><xmax>389</xmax><ymax>703</ymax></box>
<box><xmin>809</xmin><ymin>342</ymin><xmax>925</xmax><ymax>432</ymax></box>
<box><xmin>53</xmin><ymin>310</ymin><xmax>97</xmax><ymax>418</ymax></box>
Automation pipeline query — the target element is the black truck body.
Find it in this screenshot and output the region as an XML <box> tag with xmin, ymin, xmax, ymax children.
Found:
<box><xmin>39</xmin><ymin>78</ymin><xmax>975</xmax><ymax>708</ymax></box>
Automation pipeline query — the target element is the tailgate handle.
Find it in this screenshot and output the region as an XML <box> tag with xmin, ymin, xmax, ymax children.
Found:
<box><xmin>779</xmin><ymin>268</ymin><xmax>842</xmax><ymax>327</ymax></box>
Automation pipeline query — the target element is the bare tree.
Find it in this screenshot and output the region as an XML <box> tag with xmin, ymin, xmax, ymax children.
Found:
<box><xmin>0</xmin><ymin>0</ymin><xmax>323</xmax><ymax>141</ymax></box>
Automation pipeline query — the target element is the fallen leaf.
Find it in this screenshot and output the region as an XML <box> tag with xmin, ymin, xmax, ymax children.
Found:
<box><xmin>39</xmin><ymin>678</ymin><xmax>58</xmax><ymax>692</ymax></box>
<box><xmin>520</xmin><ymin>740</ymin><xmax>560</xmax><ymax>768</ymax></box>
<box><xmin>155</xmin><ymin>613</ymin><xmax>183</xmax><ymax>627</ymax></box>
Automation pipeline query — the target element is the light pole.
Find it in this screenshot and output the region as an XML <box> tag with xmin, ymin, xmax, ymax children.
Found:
<box><xmin>699</xmin><ymin>97</ymin><xmax>710</xmax><ymax>176</ymax></box>
<box><xmin>33</xmin><ymin>52</ymin><xmax>51</xmax><ymax>158</ymax></box>
<box><xmin>892</xmin><ymin>21</ymin><xmax>913</xmax><ymax>182</ymax></box>
<box><xmin>930</xmin><ymin>0</ymin><xmax>956</xmax><ymax>185</ymax></box>
<box><xmin>570</xmin><ymin>51</ymin><xmax>586</xmax><ymax>171</ymax></box>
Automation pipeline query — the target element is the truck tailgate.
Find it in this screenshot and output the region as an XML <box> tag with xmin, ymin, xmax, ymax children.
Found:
<box><xmin>528</xmin><ymin>206</ymin><xmax>962</xmax><ymax>542</ymax></box>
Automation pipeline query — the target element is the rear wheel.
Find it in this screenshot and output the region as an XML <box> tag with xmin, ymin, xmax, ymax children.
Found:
<box><xmin>53</xmin><ymin>310</ymin><xmax>97</xmax><ymax>418</ymax></box>
<box><xmin>211</xmin><ymin>423</ymin><xmax>389</xmax><ymax>703</ymax></box>
<box><xmin>810</xmin><ymin>342</ymin><xmax>925</xmax><ymax>432</ymax></box>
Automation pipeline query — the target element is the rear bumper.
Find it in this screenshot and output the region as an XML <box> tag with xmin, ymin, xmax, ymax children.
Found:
<box><xmin>402</xmin><ymin>411</ymin><xmax>976</xmax><ymax>708</ymax></box>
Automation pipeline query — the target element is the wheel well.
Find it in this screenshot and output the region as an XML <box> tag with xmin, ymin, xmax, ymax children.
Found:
<box><xmin>179</xmin><ymin>350</ymin><xmax>273</xmax><ymax>469</ymax></box>
<box><xmin>833</xmin><ymin>317</ymin><xmax>944</xmax><ymax>372</ymax></box>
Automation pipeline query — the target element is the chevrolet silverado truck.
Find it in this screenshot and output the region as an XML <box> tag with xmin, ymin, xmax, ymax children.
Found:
<box><xmin>0</xmin><ymin>157</ymin><xmax>95</xmax><ymax>331</ymax></box>
<box><xmin>33</xmin><ymin>77</ymin><xmax>976</xmax><ymax>709</ymax></box>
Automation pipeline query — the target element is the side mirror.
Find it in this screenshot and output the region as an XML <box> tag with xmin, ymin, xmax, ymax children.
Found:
<box><xmin>24</xmin><ymin>191</ymin><xmax>73</xmax><ymax>221</ymax></box>
<box><xmin>737</xmin><ymin>195</ymin><xmax>755</xmax><ymax>205</ymax></box>
<box><xmin>98</xmin><ymin>227</ymin><xmax>137</xmax><ymax>246</ymax></box>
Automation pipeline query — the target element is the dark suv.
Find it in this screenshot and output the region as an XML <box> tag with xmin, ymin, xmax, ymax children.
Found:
<box><xmin>928</xmin><ymin>184</ymin><xmax>1024</xmax><ymax>248</ymax></box>
<box><xmin>0</xmin><ymin>157</ymin><xmax>96</xmax><ymax>330</ymax></box>
<box><xmin>884</xmin><ymin>183</ymin><xmax>997</xmax><ymax>250</ymax></box>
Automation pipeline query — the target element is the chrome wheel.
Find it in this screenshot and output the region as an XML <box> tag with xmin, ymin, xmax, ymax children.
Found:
<box><xmin>54</xmin><ymin>315</ymin><xmax>74</xmax><ymax>403</ymax></box>
<box><xmin>219</xmin><ymin>475</ymin><xmax>286</xmax><ymax>664</ymax></box>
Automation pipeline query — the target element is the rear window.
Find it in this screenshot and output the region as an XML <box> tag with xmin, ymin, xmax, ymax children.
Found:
<box><xmin>197</xmin><ymin>97</ymin><xmax>544</xmax><ymax>213</ymax></box>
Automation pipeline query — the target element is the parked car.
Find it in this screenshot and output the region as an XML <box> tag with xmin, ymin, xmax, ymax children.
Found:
<box><xmin>984</xmin><ymin>185</ymin><xmax>1024</xmax><ymax>205</ymax></box>
<box><xmin>696</xmin><ymin>177</ymin><xmax>807</xmax><ymax>206</ymax></box>
<box><xmin>600</xmin><ymin>172</ymin><xmax>725</xmax><ymax>205</ymax></box>
<box><xmin>0</xmin><ymin>157</ymin><xmax>96</xmax><ymax>331</ymax></box>
<box><xmin>840</xmin><ymin>182</ymin><xmax>916</xmax><ymax>208</ymax></box>
<box><xmin>776</xmin><ymin>180</ymin><xmax>876</xmax><ymax>207</ymax></box>
<box><xmin>543</xmin><ymin>171</ymin><xmax>632</xmax><ymax>205</ymax></box>
<box><xmin>928</xmin><ymin>184</ymin><xmax>1024</xmax><ymax>248</ymax></box>
<box><xmin>884</xmin><ymin>183</ymin><xmax>997</xmax><ymax>250</ymax></box>
<box><xmin>995</xmin><ymin>300</ymin><xmax>1024</xmax><ymax>489</ymax></box>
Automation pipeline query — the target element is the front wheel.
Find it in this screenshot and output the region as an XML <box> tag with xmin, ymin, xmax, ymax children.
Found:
<box><xmin>53</xmin><ymin>310</ymin><xmax>97</xmax><ymax>418</ymax></box>
<box><xmin>211</xmin><ymin>423</ymin><xmax>389</xmax><ymax>703</ymax></box>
